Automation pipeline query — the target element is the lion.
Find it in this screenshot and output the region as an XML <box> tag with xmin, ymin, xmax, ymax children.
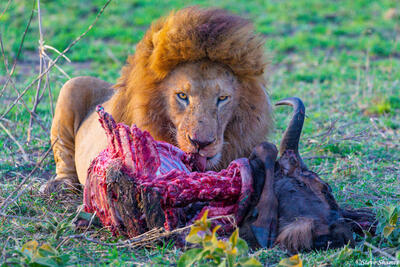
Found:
<box><xmin>43</xmin><ymin>6</ymin><xmax>272</xmax><ymax>192</ymax></box>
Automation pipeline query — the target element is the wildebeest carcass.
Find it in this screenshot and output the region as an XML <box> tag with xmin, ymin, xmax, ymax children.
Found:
<box><xmin>82</xmin><ymin>99</ymin><xmax>375</xmax><ymax>253</ymax></box>
<box><xmin>240</xmin><ymin>97</ymin><xmax>376</xmax><ymax>253</ymax></box>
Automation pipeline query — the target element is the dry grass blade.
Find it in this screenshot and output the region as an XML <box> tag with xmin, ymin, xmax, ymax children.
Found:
<box><xmin>363</xmin><ymin>241</ymin><xmax>398</xmax><ymax>261</ymax></box>
<box><xmin>0</xmin><ymin>138</ymin><xmax>58</xmax><ymax>213</ymax></box>
<box><xmin>43</xmin><ymin>52</ymin><xmax>71</xmax><ymax>79</ymax></box>
<box><xmin>60</xmin><ymin>215</ymin><xmax>236</xmax><ymax>249</ymax></box>
<box><xmin>0</xmin><ymin>213</ymin><xmax>42</xmax><ymax>222</ymax></box>
<box><xmin>0</xmin><ymin>0</ymin><xmax>35</xmax><ymax>98</ymax></box>
<box><xmin>0</xmin><ymin>0</ymin><xmax>12</xmax><ymax>20</ymax></box>
<box><xmin>0</xmin><ymin>121</ymin><xmax>29</xmax><ymax>162</ymax></box>
<box><xmin>27</xmin><ymin>0</ymin><xmax>46</xmax><ymax>143</ymax></box>
<box><xmin>45</xmin><ymin>60</ymin><xmax>55</xmax><ymax>118</ymax></box>
<box><xmin>0</xmin><ymin>34</ymin><xmax>48</xmax><ymax>133</ymax></box>
<box><xmin>43</xmin><ymin>44</ymin><xmax>71</xmax><ymax>62</ymax></box>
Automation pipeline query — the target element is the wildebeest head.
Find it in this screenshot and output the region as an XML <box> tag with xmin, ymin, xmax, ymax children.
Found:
<box><xmin>274</xmin><ymin>97</ymin><xmax>355</xmax><ymax>252</ymax></box>
<box><xmin>244</xmin><ymin>97</ymin><xmax>375</xmax><ymax>253</ymax></box>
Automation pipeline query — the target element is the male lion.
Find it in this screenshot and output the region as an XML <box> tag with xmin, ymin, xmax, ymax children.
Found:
<box><xmin>44</xmin><ymin>6</ymin><xmax>272</xmax><ymax>192</ymax></box>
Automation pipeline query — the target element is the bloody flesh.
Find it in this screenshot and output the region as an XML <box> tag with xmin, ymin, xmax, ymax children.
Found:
<box><xmin>83</xmin><ymin>106</ymin><xmax>253</xmax><ymax>237</ymax></box>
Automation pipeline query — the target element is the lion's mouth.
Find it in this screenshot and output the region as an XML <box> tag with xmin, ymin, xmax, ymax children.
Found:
<box><xmin>188</xmin><ymin>153</ymin><xmax>221</xmax><ymax>172</ymax></box>
<box><xmin>188</xmin><ymin>153</ymin><xmax>207</xmax><ymax>172</ymax></box>
<box><xmin>206</xmin><ymin>153</ymin><xmax>222</xmax><ymax>170</ymax></box>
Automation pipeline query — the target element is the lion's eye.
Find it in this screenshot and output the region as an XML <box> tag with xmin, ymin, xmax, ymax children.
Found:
<box><xmin>177</xmin><ymin>92</ymin><xmax>188</xmax><ymax>101</ymax></box>
<box><xmin>217</xmin><ymin>95</ymin><xmax>229</xmax><ymax>105</ymax></box>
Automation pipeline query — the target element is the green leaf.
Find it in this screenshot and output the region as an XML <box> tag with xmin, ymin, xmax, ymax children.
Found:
<box><xmin>279</xmin><ymin>254</ymin><xmax>303</xmax><ymax>267</ymax></box>
<box><xmin>32</xmin><ymin>256</ymin><xmax>59</xmax><ymax>267</ymax></box>
<box><xmin>384</xmin><ymin>206</ymin><xmax>396</xmax><ymax>218</ymax></box>
<box><xmin>177</xmin><ymin>248</ymin><xmax>204</xmax><ymax>267</ymax></box>
<box><xmin>57</xmin><ymin>254</ymin><xmax>71</xmax><ymax>265</ymax></box>
<box><xmin>365</xmin><ymin>200</ymin><xmax>373</xmax><ymax>207</ymax></box>
<box><xmin>337</xmin><ymin>245</ymin><xmax>353</xmax><ymax>261</ymax></box>
<box><xmin>235</xmin><ymin>238</ymin><xmax>249</xmax><ymax>256</ymax></box>
<box><xmin>209</xmin><ymin>225</ymin><xmax>222</xmax><ymax>247</ymax></box>
<box><xmin>37</xmin><ymin>244</ymin><xmax>58</xmax><ymax>257</ymax></box>
<box><xmin>21</xmin><ymin>240</ymin><xmax>39</xmax><ymax>253</ymax></box>
<box><xmin>199</xmin><ymin>210</ymin><xmax>211</xmax><ymax>228</ymax></box>
<box><xmin>217</xmin><ymin>259</ymin><xmax>227</xmax><ymax>267</ymax></box>
<box><xmin>213</xmin><ymin>247</ymin><xmax>225</xmax><ymax>258</ymax></box>
<box><xmin>229</xmin><ymin>229</ymin><xmax>239</xmax><ymax>248</ymax></box>
<box><xmin>186</xmin><ymin>226</ymin><xmax>206</xmax><ymax>244</ymax></box>
<box><xmin>389</xmin><ymin>209</ymin><xmax>398</xmax><ymax>226</ymax></box>
<box><xmin>238</xmin><ymin>257</ymin><xmax>263</xmax><ymax>267</ymax></box>
<box><xmin>21</xmin><ymin>240</ymin><xmax>39</xmax><ymax>259</ymax></box>
<box><xmin>383</xmin><ymin>225</ymin><xmax>395</xmax><ymax>238</ymax></box>
<box><xmin>226</xmin><ymin>253</ymin><xmax>235</xmax><ymax>267</ymax></box>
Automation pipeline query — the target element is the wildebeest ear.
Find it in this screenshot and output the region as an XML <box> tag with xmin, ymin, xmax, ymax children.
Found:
<box><xmin>248</xmin><ymin>154</ymin><xmax>266</xmax><ymax>204</ymax></box>
<box><xmin>248</xmin><ymin>141</ymin><xmax>278</xmax><ymax>203</ymax></box>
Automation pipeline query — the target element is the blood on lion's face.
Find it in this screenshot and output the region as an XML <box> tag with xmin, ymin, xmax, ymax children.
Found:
<box><xmin>162</xmin><ymin>60</ymin><xmax>239</xmax><ymax>170</ymax></box>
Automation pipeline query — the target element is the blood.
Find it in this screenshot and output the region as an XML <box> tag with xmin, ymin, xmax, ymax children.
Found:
<box><xmin>83</xmin><ymin>106</ymin><xmax>253</xmax><ymax>236</ymax></box>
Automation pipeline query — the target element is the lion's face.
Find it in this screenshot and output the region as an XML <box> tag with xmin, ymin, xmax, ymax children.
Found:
<box><xmin>161</xmin><ymin>60</ymin><xmax>239</xmax><ymax>169</ymax></box>
<box><xmin>112</xmin><ymin>7</ymin><xmax>271</xmax><ymax>172</ymax></box>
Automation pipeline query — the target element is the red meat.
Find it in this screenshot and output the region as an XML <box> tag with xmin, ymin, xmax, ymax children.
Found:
<box><xmin>83</xmin><ymin>106</ymin><xmax>254</xmax><ymax>237</ymax></box>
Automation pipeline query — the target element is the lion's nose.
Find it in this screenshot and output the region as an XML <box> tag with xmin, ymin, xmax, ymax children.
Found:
<box><xmin>188</xmin><ymin>135</ymin><xmax>215</xmax><ymax>149</ymax></box>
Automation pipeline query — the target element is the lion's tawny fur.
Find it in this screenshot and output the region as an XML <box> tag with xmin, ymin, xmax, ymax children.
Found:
<box><xmin>110</xmin><ymin>6</ymin><xmax>272</xmax><ymax>168</ymax></box>
<box><xmin>46</xmin><ymin>6</ymin><xmax>273</xmax><ymax>189</ymax></box>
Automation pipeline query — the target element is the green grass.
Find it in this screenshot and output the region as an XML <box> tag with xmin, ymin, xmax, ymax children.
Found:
<box><xmin>1</xmin><ymin>0</ymin><xmax>399</xmax><ymax>265</ymax></box>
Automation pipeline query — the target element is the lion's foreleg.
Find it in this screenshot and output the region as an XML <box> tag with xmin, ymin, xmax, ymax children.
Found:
<box><xmin>42</xmin><ymin>77</ymin><xmax>111</xmax><ymax>194</ymax></box>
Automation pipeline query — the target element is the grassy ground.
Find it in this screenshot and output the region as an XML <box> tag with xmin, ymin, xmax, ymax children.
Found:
<box><xmin>1</xmin><ymin>0</ymin><xmax>399</xmax><ymax>265</ymax></box>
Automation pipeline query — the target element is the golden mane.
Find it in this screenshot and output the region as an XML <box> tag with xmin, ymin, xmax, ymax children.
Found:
<box><xmin>110</xmin><ymin>6</ymin><xmax>272</xmax><ymax>166</ymax></box>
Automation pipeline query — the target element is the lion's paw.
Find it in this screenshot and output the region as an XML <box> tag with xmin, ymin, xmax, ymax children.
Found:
<box><xmin>40</xmin><ymin>177</ymin><xmax>81</xmax><ymax>196</ymax></box>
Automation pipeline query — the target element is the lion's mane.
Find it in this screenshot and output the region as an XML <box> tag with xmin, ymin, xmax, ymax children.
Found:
<box><xmin>110</xmin><ymin>6</ymin><xmax>272</xmax><ymax>167</ymax></box>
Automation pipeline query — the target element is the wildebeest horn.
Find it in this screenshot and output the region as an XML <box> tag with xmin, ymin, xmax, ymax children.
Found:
<box><xmin>275</xmin><ymin>97</ymin><xmax>305</xmax><ymax>158</ymax></box>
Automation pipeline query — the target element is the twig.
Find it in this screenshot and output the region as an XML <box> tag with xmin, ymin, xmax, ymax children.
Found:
<box><xmin>0</xmin><ymin>0</ymin><xmax>113</xmax><ymax>120</ymax></box>
<box><xmin>43</xmin><ymin>52</ymin><xmax>71</xmax><ymax>79</ymax></box>
<box><xmin>0</xmin><ymin>0</ymin><xmax>35</xmax><ymax>98</ymax></box>
<box><xmin>0</xmin><ymin>213</ymin><xmax>41</xmax><ymax>222</ymax></box>
<box><xmin>106</xmin><ymin>48</ymin><xmax>121</xmax><ymax>64</ymax></box>
<box><xmin>83</xmin><ymin>211</ymin><xmax>98</xmax><ymax>235</ymax></box>
<box><xmin>27</xmin><ymin>0</ymin><xmax>46</xmax><ymax>143</ymax></box>
<box><xmin>303</xmin><ymin>155</ymin><xmax>336</xmax><ymax>160</ymax></box>
<box><xmin>0</xmin><ymin>0</ymin><xmax>12</xmax><ymax>20</ymax></box>
<box><xmin>363</xmin><ymin>241</ymin><xmax>397</xmax><ymax>261</ymax></box>
<box><xmin>0</xmin><ymin>117</ymin><xmax>12</xmax><ymax>123</ymax></box>
<box><xmin>43</xmin><ymin>44</ymin><xmax>71</xmax><ymax>62</ymax></box>
<box><xmin>369</xmin><ymin>117</ymin><xmax>387</xmax><ymax>139</ymax></box>
<box><xmin>46</xmin><ymin>60</ymin><xmax>54</xmax><ymax>118</ymax></box>
<box><xmin>312</xmin><ymin>119</ymin><xmax>338</xmax><ymax>151</ymax></box>
<box><xmin>59</xmin><ymin>215</ymin><xmax>235</xmax><ymax>249</ymax></box>
<box><xmin>37</xmin><ymin>66</ymin><xmax>48</xmax><ymax>103</ymax></box>
<box><xmin>0</xmin><ymin>34</ymin><xmax>48</xmax><ymax>133</ymax></box>
<box><xmin>0</xmin><ymin>121</ymin><xmax>29</xmax><ymax>162</ymax></box>
<box><xmin>327</xmin><ymin>127</ymin><xmax>372</xmax><ymax>145</ymax></box>
<box><xmin>1</xmin><ymin>236</ymin><xmax>11</xmax><ymax>263</ymax></box>
<box><xmin>0</xmin><ymin>138</ymin><xmax>58</xmax><ymax>213</ymax></box>
<box><xmin>311</xmin><ymin>118</ymin><xmax>338</xmax><ymax>139</ymax></box>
